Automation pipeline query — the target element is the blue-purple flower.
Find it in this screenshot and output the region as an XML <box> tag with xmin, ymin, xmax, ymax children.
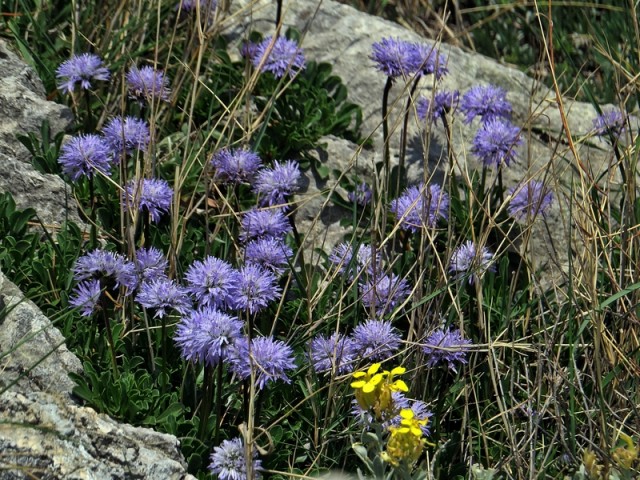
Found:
<box><xmin>134</xmin><ymin>247</ymin><xmax>168</xmax><ymax>284</ymax></box>
<box><xmin>123</xmin><ymin>178</ymin><xmax>173</xmax><ymax>222</ymax></box>
<box><xmin>58</xmin><ymin>134</ymin><xmax>113</xmax><ymax>181</ymax></box>
<box><xmin>239</xmin><ymin>208</ymin><xmax>292</xmax><ymax>242</ymax></box>
<box><xmin>423</xmin><ymin>327</ymin><xmax>472</xmax><ymax>372</ymax></box>
<box><xmin>359</xmin><ymin>273</ymin><xmax>411</xmax><ymax>316</ymax></box>
<box><xmin>174</xmin><ymin>307</ymin><xmax>243</xmax><ymax>366</ymax></box>
<box><xmin>416</xmin><ymin>90</ymin><xmax>459</xmax><ymax>125</ymax></box>
<box><xmin>472</xmin><ymin>119</ymin><xmax>521</xmax><ymax>168</ymax></box>
<box><xmin>126</xmin><ymin>65</ymin><xmax>171</xmax><ymax>103</ymax></box>
<box><xmin>135</xmin><ymin>277</ymin><xmax>191</xmax><ymax>318</ymax></box>
<box><xmin>177</xmin><ymin>0</ymin><xmax>216</xmax><ymax>13</ymax></box>
<box><xmin>253</xmin><ymin>160</ymin><xmax>302</xmax><ymax>207</ymax></box>
<box><xmin>413</xmin><ymin>43</ymin><xmax>448</xmax><ymax>79</ymax></box>
<box><xmin>211</xmin><ymin>147</ymin><xmax>262</xmax><ymax>184</ymax></box>
<box><xmin>308</xmin><ymin>333</ymin><xmax>356</xmax><ymax>374</ymax></box>
<box><xmin>229</xmin><ymin>336</ymin><xmax>296</xmax><ymax>390</ymax></box>
<box><xmin>507</xmin><ymin>180</ymin><xmax>553</xmax><ymax>222</ymax></box>
<box><xmin>350</xmin><ymin>319</ymin><xmax>402</xmax><ymax>361</ymax></box>
<box><xmin>184</xmin><ymin>256</ymin><xmax>237</xmax><ymax>309</ymax></box>
<box><xmin>73</xmin><ymin>249</ymin><xmax>137</xmax><ymax>291</ymax></box>
<box><xmin>209</xmin><ymin>437</ymin><xmax>262</xmax><ymax>480</ymax></box>
<box><xmin>56</xmin><ymin>53</ymin><xmax>110</xmax><ymax>93</ymax></box>
<box><xmin>252</xmin><ymin>36</ymin><xmax>306</xmax><ymax>78</ymax></box>
<box><xmin>390</xmin><ymin>183</ymin><xmax>449</xmax><ymax>232</ymax></box>
<box><xmin>244</xmin><ymin>237</ymin><xmax>292</xmax><ymax>276</ymax></box>
<box><xmin>69</xmin><ymin>280</ymin><xmax>102</xmax><ymax>317</ymax></box>
<box><xmin>370</xmin><ymin>37</ymin><xmax>421</xmax><ymax>79</ymax></box>
<box><xmin>328</xmin><ymin>243</ymin><xmax>381</xmax><ymax>279</ymax></box>
<box><xmin>593</xmin><ymin>109</ymin><xmax>627</xmax><ymax>137</ymax></box>
<box><xmin>229</xmin><ymin>264</ymin><xmax>281</xmax><ymax>314</ymax></box>
<box><xmin>449</xmin><ymin>240</ymin><xmax>495</xmax><ymax>284</ymax></box>
<box><xmin>348</xmin><ymin>182</ymin><xmax>373</xmax><ymax>206</ymax></box>
<box><xmin>460</xmin><ymin>84</ymin><xmax>512</xmax><ymax>124</ymax></box>
<box><xmin>102</xmin><ymin>116</ymin><xmax>150</xmax><ymax>157</ymax></box>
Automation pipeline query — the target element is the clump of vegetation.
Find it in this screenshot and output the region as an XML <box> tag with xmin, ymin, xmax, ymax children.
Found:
<box><xmin>1</xmin><ymin>0</ymin><xmax>639</xmax><ymax>479</ymax></box>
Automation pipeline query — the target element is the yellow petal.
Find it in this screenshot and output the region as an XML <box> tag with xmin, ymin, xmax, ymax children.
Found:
<box><xmin>410</xmin><ymin>426</ymin><xmax>423</xmax><ymax>436</ymax></box>
<box><xmin>368</xmin><ymin>363</ymin><xmax>381</xmax><ymax>375</ymax></box>
<box><xmin>392</xmin><ymin>380</ymin><xmax>409</xmax><ymax>392</ymax></box>
<box><xmin>391</xmin><ymin>366</ymin><xmax>406</xmax><ymax>375</ymax></box>
<box><xmin>370</xmin><ymin>374</ymin><xmax>384</xmax><ymax>385</ymax></box>
<box><xmin>352</xmin><ymin>371</ymin><xmax>366</xmax><ymax>379</ymax></box>
<box><xmin>351</xmin><ymin>380</ymin><xmax>366</xmax><ymax>389</ymax></box>
<box><xmin>362</xmin><ymin>382</ymin><xmax>376</xmax><ymax>393</ymax></box>
<box><xmin>400</xmin><ymin>409</ymin><xmax>415</xmax><ymax>420</ymax></box>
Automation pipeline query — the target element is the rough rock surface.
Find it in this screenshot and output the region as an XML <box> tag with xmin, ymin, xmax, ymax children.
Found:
<box><xmin>229</xmin><ymin>0</ymin><xmax>625</xmax><ymax>286</ymax></box>
<box><xmin>0</xmin><ymin>268</ymin><xmax>195</xmax><ymax>480</ymax></box>
<box><xmin>0</xmin><ymin>39</ymin><xmax>84</xmax><ymax>228</ymax></box>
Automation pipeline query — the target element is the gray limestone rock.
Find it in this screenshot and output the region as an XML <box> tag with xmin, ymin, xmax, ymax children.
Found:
<box><xmin>0</xmin><ymin>268</ymin><xmax>195</xmax><ymax>480</ymax></box>
<box><xmin>0</xmin><ymin>39</ymin><xmax>84</xmax><ymax>228</ymax></box>
<box><xmin>228</xmin><ymin>0</ymin><xmax>625</xmax><ymax>286</ymax></box>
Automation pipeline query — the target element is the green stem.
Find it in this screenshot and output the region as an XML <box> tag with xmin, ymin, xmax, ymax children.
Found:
<box><xmin>198</xmin><ymin>364</ymin><xmax>215</xmax><ymax>441</ymax></box>
<box><xmin>100</xmin><ymin>305</ymin><xmax>119</xmax><ymax>380</ymax></box>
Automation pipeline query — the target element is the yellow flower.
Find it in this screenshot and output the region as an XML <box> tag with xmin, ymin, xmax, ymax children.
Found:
<box><xmin>351</xmin><ymin>364</ymin><xmax>410</xmax><ymax>419</ymax></box>
<box><xmin>351</xmin><ymin>363</ymin><xmax>385</xmax><ymax>410</ymax></box>
<box><xmin>377</xmin><ymin>366</ymin><xmax>409</xmax><ymax>416</ymax></box>
<box><xmin>612</xmin><ymin>433</ymin><xmax>638</xmax><ymax>470</ymax></box>
<box><xmin>383</xmin><ymin>410</ymin><xmax>427</xmax><ymax>466</ymax></box>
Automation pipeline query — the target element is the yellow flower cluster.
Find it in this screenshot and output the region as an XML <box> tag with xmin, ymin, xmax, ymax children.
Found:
<box><xmin>612</xmin><ymin>433</ymin><xmax>638</xmax><ymax>470</ymax></box>
<box><xmin>383</xmin><ymin>409</ymin><xmax>428</xmax><ymax>466</ymax></box>
<box><xmin>351</xmin><ymin>364</ymin><xmax>409</xmax><ymax>419</ymax></box>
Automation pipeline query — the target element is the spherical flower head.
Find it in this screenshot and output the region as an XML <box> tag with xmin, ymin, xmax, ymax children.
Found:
<box><xmin>348</xmin><ymin>182</ymin><xmax>373</xmax><ymax>207</ymax></box>
<box><xmin>209</xmin><ymin>437</ymin><xmax>262</xmax><ymax>480</ymax></box>
<box><xmin>253</xmin><ymin>160</ymin><xmax>302</xmax><ymax>207</ymax></box>
<box><xmin>174</xmin><ymin>307</ymin><xmax>243</xmax><ymax>366</ymax></box>
<box><xmin>241</xmin><ymin>41</ymin><xmax>259</xmax><ymax>60</ymax></box>
<box><xmin>126</xmin><ymin>65</ymin><xmax>171</xmax><ymax>103</ymax></box>
<box><xmin>252</xmin><ymin>36</ymin><xmax>306</xmax><ymax>78</ymax></box>
<box><xmin>593</xmin><ymin>109</ymin><xmax>627</xmax><ymax>137</ymax></box>
<box><xmin>229</xmin><ymin>263</ymin><xmax>281</xmax><ymax>314</ymax></box>
<box><xmin>102</xmin><ymin>116</ymin><xmax>150</xmax><ymax>157</ymax></box>
<box><xmin>351</xmin><ymin>319</ymin><xmax>402</xmax><ymax>361</ymax></box>
<box><xmin>211</xmin><ymin>147</ymin><xmax>262</xmax><ymax>184</ymax></box>
<box><xmin>359</xmin><ymin>273</ymin><xmax>411</xmax><ymax>316</ymax></box>
<box><xmin>423</xmin><ymin>327</ymin><xmax>472</xmax><ymax>372</ymax></box>
<box><xmin>135</xmin><ymin>277</ymin><xmax>191</xmax><ymax>318</ymax></box>
<box><xmin>135</xmin><ymin>247</ymin><xmax>168</xmax><ymax>284</ymax></box>
<box><xmin>244</xmin><ymin>237</ymin><xmax>292</xmax><ymax>276</ymax></box>
<box><xmin>239</xmin><ymin>208</ymin><xmax>292</xmax><ymax>243</ymax></box>
<box><xmin>73</xmin><ymin>249</ymin><xmax>137</xmax><ymax>291</ymax></box>
<box><xmin>390</xmin><ymin>183</ymin><xmax>449</xmax><ymax>232</ymax></box>
<box><xmin>460</xmin><ymin>84</ymin><xmax>512</xmax><ymax>124</ymax></box>
<box><xmin>370</xmin><ymin>37</ymin><xmax>421</xmax><ymax>79</ymax></box>
<box><xmin>58</xmin><ymin>134</ymin><xmax>113</xmax><ymax>182</ymax></box>
<box><xmin>507</xmin><ymin>180</ymin><xmax>553</xmax><ymax>223</ymax></box>
<box><xmin>177</xmin><ymin>0</ymin><xmax>216</xmax><ymax>13</ymax></box>
<box><xmin>328</xmin><ymin>243</ymin><xmax>381</xmax><ymax>279</ymax></box>
<box><xmin>123</xmin><ymin>178</ymin><xmax>173</xmax><ymax>222</ymax></box>
<box><xmin>69</xmin><ymin>280</ymin><xmax>102</xmax><ymax>317</ymax></box>
<box><xmin>472</xmin><ymin>119</ymin><xmax>522</xmax><ymax>168</ymax></box>
<box><xmin>184</xmin><ymin>256</ymin><xmax>238</xmax><ymax>309</ymax></box>
<box><xmin>229</xmin><ymin>336</ymin><xmax>296</xmax><ymax>390</ymax></box>
<box><xmin>416</xmin><ymin>90</ymin><xmax>459</xmax><ymax>125</ymax></box>
<box><xmin>308</xmin><ymin>332</ymin><xmax>356</xmax><ymax>375</ymax></box>
<box><xmin>56</xmin><ymin>53</ymin><xmax>110</xmax><ymax>93</ymax></box>
<box><xmin>413</xmin><ymin>43</ymin><xmax>448</xmax><ymax>79</ymax></box>
<box><xmin>449</xmin><ymin>240</ymin><xmax>495</xmax><ymax>285</ymax></box>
